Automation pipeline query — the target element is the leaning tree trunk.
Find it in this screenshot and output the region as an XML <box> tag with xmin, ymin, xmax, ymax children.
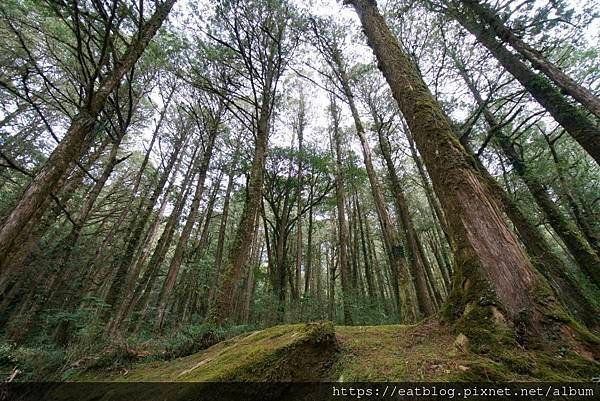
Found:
<box><xmin>377</xmin><ymin>125</ymin><xmax>437</xmax><ymax>317</ymax></box>
<box><xmin>460</xmin><ymin>0</ymin><xmax>600</xmax><ymax>120</ymax></box>
<box><xmin>127</xmin><ymin>160</ymin><xmax>198</xmax><ymax>333</ymax></box>
<box><xmin>344</xmin><ymin>0</ymin><xmax>584</xmax><ymax>349</ymax></box>
<box><xmin>449</xmin><ymin>3</ymin><xmax>600</xmax><ymax>165</ymax></box>
<box><xmin>154</xmin><ymin>117</ymin><xmax>218</xmax><ymax>331</ymax></box>
<box><xmin>544</xmin><ymin>135</ymin><xmax>600</xmax><ymax>254</ymax></box>
<box><xmin>0</xmin><ymin>0</ymin><xmax>177</xmax><ymax>269</ymax></box>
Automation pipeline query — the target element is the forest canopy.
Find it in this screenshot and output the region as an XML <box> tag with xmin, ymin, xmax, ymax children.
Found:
<box><xmin>0</xmin><ymin>0</ymin><xmax>599</xmax><ymax>385</ymax></box>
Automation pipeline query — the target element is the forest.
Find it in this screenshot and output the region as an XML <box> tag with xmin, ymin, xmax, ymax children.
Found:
<box><xmin>0</xmin><ymin>0</ymin><xmax>599</xmax><ymax>390</ymax></box>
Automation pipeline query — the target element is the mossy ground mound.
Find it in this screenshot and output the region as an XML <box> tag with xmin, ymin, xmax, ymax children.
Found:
<box><xmin>77</xmin><ymin>321</ymin><xmax>336</xmax><ymax>382</ymax></box>
<box><xmin>75</xmin><ymin>319</ymin><xmax>599</xmax><ymax>383</ymax></box>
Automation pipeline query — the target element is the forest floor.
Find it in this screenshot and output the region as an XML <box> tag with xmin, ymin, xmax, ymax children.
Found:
<box><xmin>75</xmin><ymin>320</ymin><xmax>599</xmax><ymax>383</ymax></box>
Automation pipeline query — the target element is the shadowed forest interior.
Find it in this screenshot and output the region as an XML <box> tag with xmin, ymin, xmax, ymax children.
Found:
<box><xmin>0</xmin><ymin>0</ymin><xmax>599</xmax><ymax>384</ymax></box>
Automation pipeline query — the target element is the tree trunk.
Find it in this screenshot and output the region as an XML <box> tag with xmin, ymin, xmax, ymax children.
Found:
<box><xmin>345</xmin><ymin>0</ymin><xmax>560</xmax><ymax>344</ymax></box>
<box><xmin>208</xmin><ymin>142</ymin><xmax>241</xmax><ymax>308</ymax></box>
<box><xmin>0</xmin><ymin>0</ymin><xmax>177</xmax><ymax>268</ymax></box>
<box><xmin>449</xmin><ymin>3</ymin><xmax>600</xmax><ymax>165</ymax></box>
<box><xmin>154</xmin><ymin>116</ymin><xmax>219</xmax><ymax>331</ymax></box>
<box><xmin>330</xmin><ymin>97</ymin><xmax>354</xmax><ymax>325</ymax></box>
<box><xmin>122</xmin><ymin>149</ymin><xmax>199</xmax><ymax>332</ymax></box>
<box><xmin>377</xmin><ymin>124</ymin><xmax>436</xmax><ymax>317</ymax></box>
<box><xmin>102</xmin><ymin>131</ymin><xmax>188</xmax><ymax>325</ymax></box>
<box><xmin>210</xmin><ymin>89</ymin><xmax>272</xmax><ymax>325</ymax></box>
<box><xmin>109</xmin><ymin>143</ymin><xmax>187</xmax><ymax>332</ymax></box>
<box><xmin>460</xmin><ymin>0</ymin><xmax>600</xmax><ymax>120</ymax></box>
<box><xmin>294</xmin><ymin>94</ymin><xmax>305</xmax><ymax>300</ymax></box>
<box><xmin>354</xmin><ymin>194</ymin><xmax>376</xmax><ymax>301</ymax></box>
<box><xmin>544</xmin><ymin>135</ymin><xmax>600</xmax><ymax>254</ymax></box>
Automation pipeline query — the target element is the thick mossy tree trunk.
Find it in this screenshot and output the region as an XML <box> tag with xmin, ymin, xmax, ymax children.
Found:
<box><xmin>447</xmin><ymin>2</ymin><xmax>600</xmax><ymax>166</ymax></box>
<box><xmin>344</xmin><ymin>0</ymin><xmax>597</xmax><ymax>352</ymax></box>
<box><xmin>454</xmin><ymin>62</ymin><xmax>600</xmax><ymax>288</ymax></box>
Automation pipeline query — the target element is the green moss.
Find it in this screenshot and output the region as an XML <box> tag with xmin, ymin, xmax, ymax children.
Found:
<box><xmin>76</xmin><ymin>322</ymin><xmax>337</xmax><ymax>383</ymax></box>
<box><xmin>535</xmin><ymin>351</ymin><xmax>599</xmax><ymax>380</ymax></box>
<box><xmin>73</xmin><ymin>319</ymin><xmax>598</xmax><ymax>387</ymax></box>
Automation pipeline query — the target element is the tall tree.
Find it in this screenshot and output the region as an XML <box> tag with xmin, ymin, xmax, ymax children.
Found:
<box><xmin>344</xmin><ymin>0</ymin><xmax>576</xmax><ymax>346</ymax></box>
<box><xmin>209</xmin><ymin>0</ymin><xmax>297</xmax><ymax>325</ymax></box>
<box><xmin>0</xmin><ymin>0</ymin><xmax>177</xmax><ymax>268</ymax></box>
<box><xmin>330</xmin><ymin>96</ymin><xmax>354</xmax><ymax>325</ymax></box>
<box><xmin>440</xmin><ymin>0</ymin><xmax>600</xmax><ymax>165</ymax></box>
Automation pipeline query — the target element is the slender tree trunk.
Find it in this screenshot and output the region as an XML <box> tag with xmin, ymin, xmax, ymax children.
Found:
<box><xmin>102</xmin><ymin>132</ymin><xmax>188</xmax><ymax>324</ymax></box>
<box><xmin>210</xmin><ymin>88</ymin><xmax>272</xmax><ymax>325</ymax></box>
<box><xmin>544</xmin><ymin>135</ymin><xmax>600</xmax><ymax>254</ymax></box>
<box><xmin>294</xmin><ymin>94</ymin><xmax>305</xmax><ymax>300</ymax></box>
<box><xmin>460</xmin><ymin>0</ymin><xmax>600</xmax><ymax>120</ymax></box>
<box><xmin>109</xmin><ymin>144</ymin><xmax>187</xmax><ymax>332</ymax></box>
<box><xmin>354</xmin><ymin>194</ymin><xmax>376</xmax><ymax>301</ymax></box>
<box><xmin>303</xmin><ymin>198</ymin><xmax>314</xmax><ymax>297</ymax></box>
<box><xmin>326</xmin><ymin>41</ymin><xmax>412</xmax><ymax>321</ymax></box>
<box><xmin>330</xmin><ymin>98</ymin><xmax>353</xmax><ymax>325</ymax></box>
<box><xmin>154</xmin><ymin>118</ymin><xmax>219</xmax><ymax>331</ymax></box>
<box><xmin>124</xmin><ymin>150</ymin><xmax>199</xmax><ymax>332</ymax></box>
<box><xmin>377</xmin><ymin>125</ymin><xmax>436</xmax><ymax>317</ymax></box>
<box><xmin>88</xmin><ymin>86</ymin><xmax>173</xmax><ymax>272</ymax></box>
<box><xmin>449</xmin><ymin>3</ymin><xmax>600</xmax><ymax>165</ymax></box>
<box><xmin>0</xmin><ymin>0</ymin><xmax>177</xmax><ymax>268</ymax></box>
<box><xmin>208</xmin><ymin>142</ymin><xmax>241</xmax><ymax>308</ymax></box>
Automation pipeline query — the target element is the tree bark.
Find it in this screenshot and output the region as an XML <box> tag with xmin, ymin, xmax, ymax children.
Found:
<box><xmin>0</xmin><ymin>0</ymin><xmax>177</xmax><ymax>268</ymax></box>
<box><xmin>460</xmin><ymin>0</ymin><xmax>600</xmax><ymax>120</ymax></box>
<box><xmin>449</xmin><ymin>3</ymin><xmax>600</xmax><ymax>165</ymax></box>
<box><xmin>345</xmin><ymin>0</ymin><xmax>548</xmax><ymax>340</ymax></box>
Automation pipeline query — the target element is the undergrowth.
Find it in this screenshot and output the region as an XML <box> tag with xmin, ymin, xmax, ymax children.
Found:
<box><xmin>0</xmin><ymin>323</ymin><xmax>257</xmax><ymax>382</ymax></box>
